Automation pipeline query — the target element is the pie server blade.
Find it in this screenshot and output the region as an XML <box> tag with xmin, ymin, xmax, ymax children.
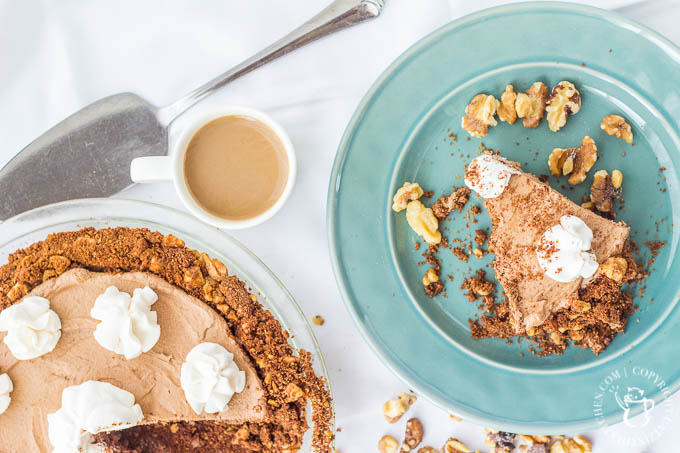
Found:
<box><xmin>0</xmin><ymin>94</ymin><xmax>166</xmax><ymax>221</ymax></box>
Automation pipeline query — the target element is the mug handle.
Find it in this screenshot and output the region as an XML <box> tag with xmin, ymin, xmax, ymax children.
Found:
<box><xmin>130</xmin><ymin>156</ymin><xmax>173</xmax><ymax>183</ymax></box>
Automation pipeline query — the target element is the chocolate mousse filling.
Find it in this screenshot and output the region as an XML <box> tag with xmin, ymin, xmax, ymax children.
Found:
<box><xmin>466</xmin><ymin>154</ymin><xmax>641</xmax><ymax>355</ymax></box>
<box><xmin>0</xmin><ymin>227</ymin><xmax>333</xmax><ymax>452</ymax></box>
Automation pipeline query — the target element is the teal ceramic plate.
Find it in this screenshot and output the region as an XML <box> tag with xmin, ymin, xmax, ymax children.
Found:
<box><xmin>328</xmin><ymin>2</ymin><xmax>680</xmax><ymax>433</ymax></box>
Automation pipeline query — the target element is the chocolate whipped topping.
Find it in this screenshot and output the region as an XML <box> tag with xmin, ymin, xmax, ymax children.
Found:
<box><xmin>0</xmin><ymin>269</ymin><xmax>267</xmax><ymax>453</ymax></box>
<box><xmin>485</xmin><ymin>170</ymin><xmax>629</xmax><ymax>331</ymax></box>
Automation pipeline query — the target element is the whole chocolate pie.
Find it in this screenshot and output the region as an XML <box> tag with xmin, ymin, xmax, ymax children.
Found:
<box><xmin>0</xmin><ymin>227</ymin><xmax>333</xmax><ymax>452</ymax></box>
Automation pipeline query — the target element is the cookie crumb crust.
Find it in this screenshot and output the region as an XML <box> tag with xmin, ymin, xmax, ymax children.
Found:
<box><xmin>0</xmin><ymin>227</ymin><xmax>334</xmax><ymax>452</ymax></box>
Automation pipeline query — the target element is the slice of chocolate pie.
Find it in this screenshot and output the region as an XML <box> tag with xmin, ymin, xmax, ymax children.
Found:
<box><xmin>0</xmin><ymin>228</ymin><xmax>333</xmax><ymax>452</ymax></box>
<box><xmin>465</xmin><ymin>153</ymin><xmax>637</xmax><ymax>354</ymax></box>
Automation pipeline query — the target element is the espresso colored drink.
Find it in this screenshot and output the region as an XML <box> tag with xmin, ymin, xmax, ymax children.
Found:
<box><xmin>183</xmin><ymin>115</ymin><xmax>289</xmax><ymax>221</ymax></box>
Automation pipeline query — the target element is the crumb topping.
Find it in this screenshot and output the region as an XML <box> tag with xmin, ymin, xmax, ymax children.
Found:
<box><xmin>432</xmin><ymin>187</ymin><xmax>471</xmax><ymax>220</ymax></box>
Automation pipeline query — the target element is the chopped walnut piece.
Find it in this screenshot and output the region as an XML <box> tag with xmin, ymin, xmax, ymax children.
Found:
<box><xmin>148</xmin><ymin>255</ymin><xmax>164</xmax><ymax>273</ymax></box>
<box><xmin>43</xmin><ymin>269</ymin><xmax>58</xmax><ymax>282</ymax></box>
<box><xmin>73</xmin><ymin>236</ymin><xmax>96</xmax><ymax>249</ymax></box>
<box><xmin>383</xmin><ymin>399</ymin><xmax>406</xmax><ymax>424</ymax></box>
<box><xmin>515</xmin><ymin>82</ymin><xmax>548</xmax><ymax>128</ymax></box>
<box><xmin>552</xmin><ymin>136</ymin><xmax>597</xmax><ymax>185</ymax></box>
<box><xmin>580</xmin><ymin>201</ymin><xmax>595</xmax><ymax>211</ymax></box>
<box><xmin>525</xmin><ymin>444</ymin><xmax>549</xmax><ymax>453</ymax></box>
<box><xmin>7</xmin><ymin>281</ymin><xmax>28</xmax><ymax>302</ymax></box>
<box><xmin>520</xmin><ymin>435</ymin><xmax>551</xmax><ymax>445</ymax></box>
<box><xmin>498</xmin><ymin>85</ymin><xmax>517</xmax><ymax>124</ymax></box>
<box><xmin>379</xmin><ymin>435</ymin><xmax>400</xmax><ymax>453</ymax></box>
<box><xmin>422</xmin><ymin>268</ymin><xmax>439</xmax><ymax>286</ymax></box>
<box><xmin>599</xmin><ymin>257</ymin><xmax>628</xmax><ymax>282</ymax></box>
<box><xmin>474</xmin><ymin>229</ymin><xmax>488</xmax><ymax>246</ymax></box>
<box><xmin>571</xmin><ymin>300</ymin><xmax>592</xmax><ymax>313</ymax></box>
<box><xmin>49</xmin><ymin>255</ymin><xmax>71</xmax><ymax>274</ymax></box>
<box><xmin>284</xmin><ymin>383</ymin><xmax>304</xmax><ymax>402</ymax></box>
<box><xmin>549</xmin><ymin>331</ymin><xmax>564</xmax><ymax>345</ymax></box>
<box><xmin>161</xmin><ymin>234</ymin><xmax>185</xmax><ymax>248</ymax></box>
<box><xmin>183</xmin><ymin>265</ymin><xmax>205</xmax><ymax>289</ymax></box>
<box><xmin>570</xmin><ymin>436</ymin><xmax>592</xmax><ymax>453</ymax></box>
<box><xmin>601</xmin><ymin>114</ymin><xmax>633</xmax><ymax>144</ymax></box>
<box><xmin>199</xmin><ymin>253</ymin><xmax>228</xmax><ymax>281</ymax></box>
<box><xmin>398</xmin><ymin>392</ymin><xmax>417</xmax><ymax>406</ymax></box>
<box><xmin>485</xmin><ymin>431</ymin><xmax>516</xmax><ymax>452</ymax></box>
<box><xmin>400</xmin><ymin>418</ymin><xmax>424</xmax><ymax>452</ymax></box>
<box><xmin>461</xmin><ymin>270</ymin><xmax>495</xmax><ymax>298</ymax></box>
<box><xmin>442</xmin><ymin>438</ymin><xmax>470</xmax><ymax>453</ymax></box>
<box><xmin>546</xmin><ymin>81</ymin><xmax>581</xmax><ymax>132</ymax></box>
<box><xmin>417</xmin><ymin>448</ymin><xmax>438</xmax><ymax>453</ymax></box>
<box><xmin>590</xmin><ymin>169</ymin><xmax>622</xmax><ymax>211</ymax></box>
<box><xmin>550</xmin><ymin>436</ymin><xmax>592</xmax><ymax>453</ymax></box>
<box><xmin>462</xmin><ymin>94</ymin><xmax>500</xmax><ymax>137</ymax></box>
<box><xmin>406</xmin><ymin>201</ymin><xmax>441</xmax><ymax>245</ymax></box>
<box><xmin>382</xmin><ymin>393</ymin><xmax>416</xmax><ymax>423</ymax></box>
<box><xmin>612</xmin><ymin>169</ymin><xmax>623</xmax><ymax>187</ymax></box>
<box><xmin>393</xmin><ymin>182</ymin><xmax>425</xmax><ymax>212</ymax></box>
<box><xmin>548</xmin><ymin>147</ymin><xmax>576</xmax><ymax>177</ymax></box>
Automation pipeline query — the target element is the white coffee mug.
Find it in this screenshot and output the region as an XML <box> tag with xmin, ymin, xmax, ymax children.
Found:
<box><xmin>130</xmin><ymin>107</ymin><xmax>296</xmax><ymax>230</ymax></box>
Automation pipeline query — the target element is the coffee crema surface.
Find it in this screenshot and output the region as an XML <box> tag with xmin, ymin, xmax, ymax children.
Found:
<box><xmin>184</xmin><ymin>115</ymin><xmax>289</xmax><ymax>221</ymax></box>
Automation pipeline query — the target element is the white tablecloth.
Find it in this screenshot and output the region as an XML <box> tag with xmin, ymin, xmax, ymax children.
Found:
<box><xmin>1</xmin><ymin>1</ymin><xmax>679</xmax><ymax>451</ymax></box>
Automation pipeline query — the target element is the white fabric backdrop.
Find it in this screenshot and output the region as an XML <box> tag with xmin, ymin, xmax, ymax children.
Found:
<box><xmin>1</xmin><ymin>1</ymin><xmax>679</xmax><ymax>451</ymax></box>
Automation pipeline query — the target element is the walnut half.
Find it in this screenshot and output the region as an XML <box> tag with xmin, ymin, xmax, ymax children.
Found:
<box><xmin>599</xmin><ymin>257</ymin><xmax>628</xmax><ymax>282</ymax></box>
<box><xmin>442</xmin><ymin>438</ymin><xmax>470</xmax><ymax>453</ymax></box>
<box><xmin>590</xmin><ymin>169</ymin><xmax>622</xmax><ymax>212</ymax></box>
<box><xmin>379</xmin><ymin>435</ymin><xmax>400</xmax><ymax>453</ymax></box>
<box><xmin>497</xmin><ymin>85</ymin><xmax>517</xmax><ymax>124</ymax></box>
<box><xmin>382</xmin><ymin>392</ymin><xmax>416</xmax><ymax>423</ymax></box>
<box><xmin>550</xmin><ymin>436</ymin><xmax>592</xmax><ymax>453</ymax></box>
<box><xmin>515</xmin><ymin>82</ymin><xmax>548</xmax><ymax>128</ymax></box>
<box><xmin>422</xmin><ymin>268</ymin><xmax>439</xmax><ymax>286</ymax></box>
<box><xmin>548</xmin><ymin>136</ymin><xmax>598</xmax><ymax>185</ymax></box>
<box><xmin>545</xmin><ymin>81</ymin><xmax>581</xmax><ymax>132</ymax></box>
<box><xmin>601</xmin><ymin>114</ymin><xmax>633</xmax><ymax>144</ymax></box>
<box><xmin>392</xmin><ymin>182</ymin><xmax>424</xmax><ymax>212</ymax></box>
<box><xmin>462</xmin><ymin>94</ymin><xmax>500</xmax><ymax>137</ymax></box>
<box><xmin>400</xmin><ymin>418</ymin><xmax>424</xmax><ymax>452</ymax></box>
<box><xmin>406</xmin><ymin>200</ymin><xmax>441</xmax><ymax>245</ymax></box>
<box><xmin>548</xmin><ymin>147</ymin><xmax>577</xmax><ymax>177</ymax></box>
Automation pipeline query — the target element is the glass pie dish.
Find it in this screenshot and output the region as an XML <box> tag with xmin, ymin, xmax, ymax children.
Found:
<box><xmin>0</xmin><ymin>197</ymin><xmax>333</xmax><ymax>451</ymax></box>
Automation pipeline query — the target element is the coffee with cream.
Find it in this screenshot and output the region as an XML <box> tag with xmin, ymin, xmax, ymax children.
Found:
<box><xmin>183</xmin><ymin>115</ymin><xmax>289</xmax><ymax>221</ymax></box>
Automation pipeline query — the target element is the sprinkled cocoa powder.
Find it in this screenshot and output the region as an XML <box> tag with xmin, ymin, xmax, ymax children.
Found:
<box><xmin>0</xmin><ymin>227</ymin><xmax>334</xmax><ymax>452</ymax></box>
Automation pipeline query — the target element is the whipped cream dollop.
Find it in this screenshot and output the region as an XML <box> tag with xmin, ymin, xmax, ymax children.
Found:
<box><xmin>0</xmin><ymin>373</ymin><xmax>12</xmax><ymax>414</ymax></box>
<box><xmin>47</xmin><ymin>380</ymin><xmax>144</xmax><ymax>453</ymax></box>
<box><xmin>90</xmin><ymin>286</ymin><xmax>161</xmax><ymax>360</ymax></box>
<box><xmin>536</xmin><ymin>215</ymin><xmax>599</xmax><ymax>283</ymax></box>
<box><xmin>180</xmin><ymin>342</ymin><xmax>246</xmax><ymax>414</ymax></box>
<box><xmin>0</xmin><ymin>296</ymin><xmax>62</xmax><ymax>360</ymax></box>
<box><xmin>464</xmin><ymin>154</ymin><xmax>520</xmax><ymax>199</ymax></box>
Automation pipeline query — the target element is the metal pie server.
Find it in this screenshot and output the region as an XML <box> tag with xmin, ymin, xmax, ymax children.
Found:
<box><xmin>0</xmin><ymin>0</ymin><xmax>383</xmax><ymax>220</ymax></box>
